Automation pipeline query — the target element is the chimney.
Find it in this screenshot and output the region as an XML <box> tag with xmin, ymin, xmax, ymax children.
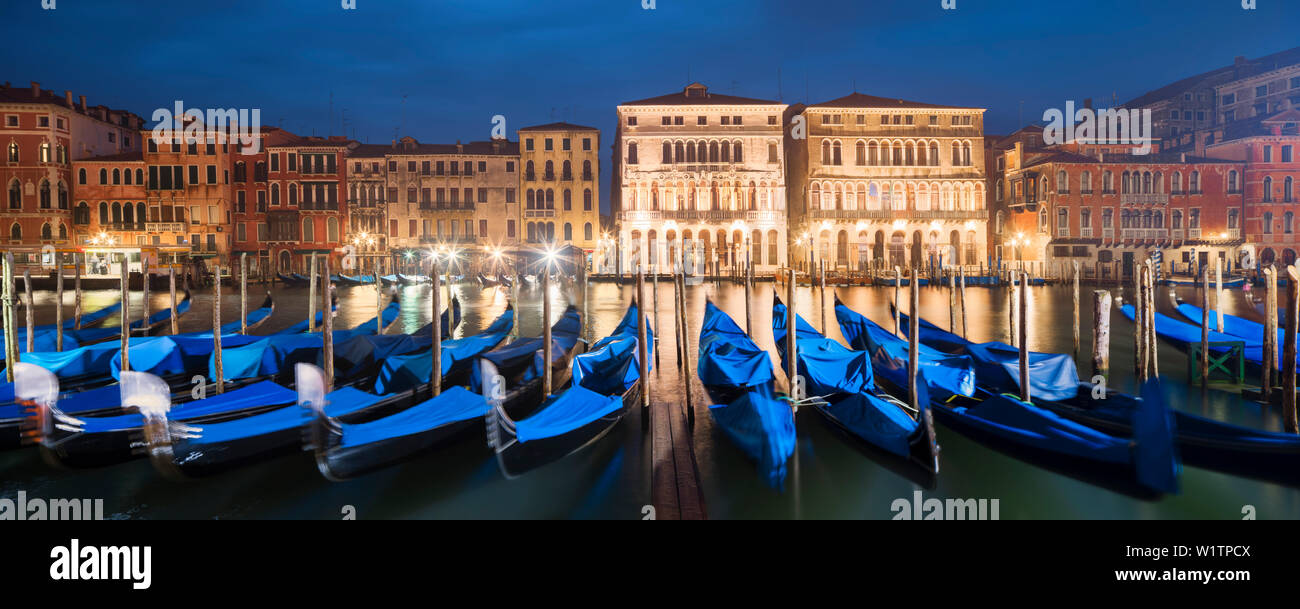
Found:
<box><xmin>64</xmin><ymin>90</ymin><xmax>72</xmax><ymax>108</ymax></box>
<box><xmin>79</xmin><ymin>95</ymin><xmax>86</xmax><ymax>112</ymax></box>
<box><xmin>30</xmin><ymin>81</ymin><xmax>40</xmax><ymax>98</ymax></box>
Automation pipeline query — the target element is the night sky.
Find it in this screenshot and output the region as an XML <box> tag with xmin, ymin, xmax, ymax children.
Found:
<box><xmin>4</xmin><ymin>0</ymin><xmax>1298</xmax><ymax>213</ymax></box>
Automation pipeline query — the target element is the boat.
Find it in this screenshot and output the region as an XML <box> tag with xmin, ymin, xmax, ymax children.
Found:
<box><xmin>478</xmin><ymin>273</ymin><xmax>499</xmax><ymax>287</ymax></box>
<box><xmin>4</xmin><ymin>303</ymin><xmax>404</xmax><ymax>460</ymax></box>
<box><xmin>772</xmin><ymin>296</ymin><xmax>938</xmax><ymax>476</ymax></box>
<box><xmin>523</xmin><ymin>274</ymin><xmax>538</xmax><ymax>285</ymax></box>
<box><xmin>333</xmin><ymin>275</ymin><xmax>363</xmax><ymax>286</ymax></box>
<box><xmin>463</xmin><ymin>306</ymin><xmax>584</xmax><ymax>414</ymax></box>
<box><xmin>697</xmin><ymin>301</ymin><xmax>796</xmax><ymax>488</ymax></box>
<box><xmin>134</xmin><ymin>307</ymin><xmax>515</xmax><ymax>479</ymax></box>
<box><xmin>397</xmin><ymin>273</ymin><xmax>428</xmax><ymax>285</ymax></box>
<box><xmin>2</xmin><ymin>299</ymin><xmax>122</xmax><ymax>337</ymax></box>
<box><xmin>499</xmin><ymin>275</ymin><xmax>514</xmax><ymax>288</ymax></box>
<box><xmin>836</xmin><ymin>298</ymin><xmax>1180</xmax><ymax>495</ymax></box>
<box><xmin>1119</xmin><ymin>304</ymin><xmax>1268</xmax><ymax>366</ymax></box>
<box><xmin>0</xmin><ymin>291</ymin><xmax>194</xmax><ymax>366</ymax></box>
<box><xmin>379</xmin><ymin>274</ymin><xmax>401</xmax><ymax>286</ymax></box>
<box><xmin>484</xmin><ymin>301</ymin><xmax>649</xmax><ymax>477</ymax></box>
<box><xmin>897</xmin><ymin>306</ymin><xmax>1300</xmax><ymax>484</ymax></box>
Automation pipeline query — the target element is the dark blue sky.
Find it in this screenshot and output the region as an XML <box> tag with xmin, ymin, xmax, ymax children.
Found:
<box><xmin>4</xmin><ymin>0</ymin><xmax>1298</xmax><ymax>210</ymax></box>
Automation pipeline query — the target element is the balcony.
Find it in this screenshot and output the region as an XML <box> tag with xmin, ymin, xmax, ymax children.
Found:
<box><xmin>419</xmin><ymin>235</ymin><xmax>477</xmax><ymax>244</ymax></box>
<box><xmin>807</xmin><ymin>209</ymin><xmax>989</xmax><ymax>221</ymax></box>
<box><xmin>1121</xmin><ymin>193</ymin><xmax>1169</xmax><ymax>205</ymax></box>
<box><xmin>146</xmin><ymin>222</ymin><xmax>185</xmax><ymax>232</ymax></box>
<box><xmin>620</xmin><ymin>210</ymin><xmax>784</xmax><ymax>224</ymax></box>
<box><xmin>1120</xmin><ymin>228</ymin><xmax>1169</xmax><ymax>239</ymax></box>
<box><xmin>525</xmin><ymin>209</ymin><xmax>556</xmax><ymax>218</ymax></box>
<box><xmin>1080</xmin><ymin>227</ymin><xmax>1093</xmax><ymax>238</ymax></box>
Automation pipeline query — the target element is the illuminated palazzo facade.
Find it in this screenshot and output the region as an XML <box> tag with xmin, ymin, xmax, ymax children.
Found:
<box><xmin>612</xmin><ymin>83</ymin><xmax>788</xmax><ymax>274</ymax></box>
<box><xmin>787</xmin><ymin>93</ymin><xmax>988</xmax><ymax>271</ymax></box>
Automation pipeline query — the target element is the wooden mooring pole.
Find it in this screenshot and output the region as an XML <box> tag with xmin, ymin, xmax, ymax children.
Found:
<box><xmin>1072</xmin><ymin>261</ymin><xmax>1080</xmax><ymax>360</ymax></box>
<box><xmin>636</xmin><ymin>264</ymin><xmax>649</xmax><ymax>413</ymax></box>
<box><xmin>1146</xmin><ymin>264</ymin><xmax>1158</xmax><ymax>379</ymax></box>
<box><xmin>1200</xmin><ymin>268</ymin><xmax>1210</xmax><ymax>386</ymax></box>
<box><xmin>1133</xmin><ymin>262</ymin><xmax>1145</xmax><ymax>379</ymax></box>
<box><xmin>140</xmin><ymin>263</ymin><xmax>150</xmax><ymax>335</ymax></box>
<box><xmin>786</xmin><ymin>268</ymin><xmax>797</xmax><ymax>395</ymax></box>
<box><xmin>1092</xmin><ymin>290</ymin><xmax>1111</xmax><ymax>377</ymax></box>
<box><xmin>959</xmin><ymin>266</ymin><xmax>968</xmax><ymax>340</ymax></box>
<box><xmin>893</xmin><ymin>265</ymin><xmax>902</xmax><ymax>337</ymax></box>
<box><xmin>431</xmin><ymin>258</ymin><xmax>442</xmax><ymax>398</ymax></box>
<box><xmin>55</xmin><ymin>263</ymin><xmax>64</xmax><ymax>352</ymax></box>
<box><xmin>908</xmin><ymin>269</ymin><xmax>922</xmax><ymax>408</ymax></box>
<box><xmin>119</xmin><ymin>259</ymin><xmax>130</xmax><ymax>372</ymax></box>
<box><xmin>677</xmin><ymin>265</ymin><xmax>694</xmax><ymax>427</ymax></box>
<box><xmin>1285</xmin><ymin>265</ymin><xmax>1299</xmax><ymax>433</ymax></box>
<box><xmin>73</xmin><ymin>253</ymin><xmax>83</xmax><ymax>330</ymax></box>
<box><xmin>212</xmin><ymin>263</ymin><xmax>222</xmax><ymax>394</ymax></box>
<box><xmin>2</xmin><ymin>254</ymin><xmax>15</xmax><ymax>381</ymax></box>
<box><xmin>1019</xmin><ymin>271</ymin><xmax>1030</xmax><ymax>402</ymax></box>
<box><xmin>1263</xmin><ymin>266</ymin><xmax>1278</xmax><ymax>397</ymax></box>
<box><xmin>23</xmin><ymin>270</ymin><xmax>34</xmax><ymax>353</ymax></box>
<box><xmin>239</xmin><ymin>253</ymin><xmax>248</xmax><ymax>335</ymax></box>
<box><xmin>1215</xmin><ymin>256</ymin><xmax>1224</xmax><ymax>333</ymax></box>
<box><xmin>168</xmin><ymin>267</ymin><xmax>178</xmax><ymax>336</ymax></box>
<box><xmin>819</xmin><ymin>259</ymin><xmax>827</xmax><ymax>337</ymax></box>
<box><xmin>307</xmin><ymin>253</ymin><xmax>318</xmax><ymax>333</ymax></box>
<box><xmin>543</xmin><ymin>266</ymin><xmax>553</xmax><ymax>397</ymax></box>
<box><xmin>321</xmin><ymin>258</ymin><xmax>334</xmax><ymax>394</ymax></box>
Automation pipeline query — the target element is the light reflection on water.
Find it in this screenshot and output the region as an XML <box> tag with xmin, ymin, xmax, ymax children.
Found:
<box><xmin>3</xmin><ymin>278</ymin><xmax>1299</xmax><ymax>519</ymax></box>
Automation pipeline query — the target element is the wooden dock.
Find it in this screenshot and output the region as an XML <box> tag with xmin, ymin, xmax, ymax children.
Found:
<box><xmin>650</xmin><ymin>398</ymin><xmax>707</xmax><ymax>520</ymax></box>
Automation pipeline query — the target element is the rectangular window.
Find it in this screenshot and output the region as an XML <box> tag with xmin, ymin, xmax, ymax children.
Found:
<box><xmin>1284</xmin><ymin>146</ymin><xmax>1293</xmax><ymax>163</ymax></box>
<box><xmin>545</xmin><ymin>138</ymin><xmax>553</xmax><ymax>151</ymax></box>
<box><xmin>188</xmin><ymin>165</ymin><xmax>199</xmax><ymax>185</ymax></box>
<box><xmin>562</xmin><ymin>138</ymin><xmax>570</xmax><ymax>151</ymax></box>
<box><xmin>1264</xmin><ymin>146</ymin><xmax>1273</xmax><ymax>162</ymax></box>
<box><xmin>626</xmin><ymin>116</ymin><xmax>637</xmax><ymax>126</ymax></box>
<box><xmin>206</xmin><ymin>165</ymin><xmax>216</xmax><ymax>184</ymax></box>
<box><xmin>270</xmin><ymin>153</ymin><xmax>280</xmax><ymax>172</ymax></box>
<box><xmin>506</xmin><ymin>188</ymin><xmax>515</xmax><ymax>203</ymax></box>
<box><xmin>479</xmin><ymin>219</ymin><xmax>488</xmax><ymax>237</ymax></box>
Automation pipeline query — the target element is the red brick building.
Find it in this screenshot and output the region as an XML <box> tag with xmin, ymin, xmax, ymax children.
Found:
<box><xmin>997</xmin><ymin>141</ymin><xmax>1246</xmax><ymax>277</ymax></box>
<box><xmin>232</xmin><ymin>129</ymin><xmax>349</xmax><ymax>275</ymax></box>
<box><xmin>2</xmin><ymin>81</ymin><xmax>143</xmax><ymax>268</ymax></box>
<box><xmin>1206</xmin><ymin>110</ymin><xmax>1300</xmax><ymax>265</ymax></box>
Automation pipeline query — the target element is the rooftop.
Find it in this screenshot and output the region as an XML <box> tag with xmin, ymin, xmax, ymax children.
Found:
<box><xmin>621</xmin><ymin>83</ymin><xmax>781</xmax><ymax>107</ymax></box>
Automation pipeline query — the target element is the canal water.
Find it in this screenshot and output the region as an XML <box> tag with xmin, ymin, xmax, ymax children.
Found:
<box><xmin>3</xmin><ymin>276</ymin><xmax>1298</xmax><ymax>519</ymax></box>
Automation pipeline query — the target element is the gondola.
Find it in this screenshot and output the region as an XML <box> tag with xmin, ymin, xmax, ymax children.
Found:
<box><xmin>896</xmin><ymin>306</ymin><xmax>1300</xmax><ymax>484</ymax></box>
<box><xmin>478</xmin><ymin>273</ymin><xmax>499</xmax><ymax>287</ymax></box>
<box><xmin>379</xmin><ymin>274</ymin><xmax>401</xmax><ymax>286</ymax></box>
<box><xmin>499</xmin><ymin>275</ymin><xmax>514</xmax><ymax>288</ymax></box>
<box><xmin>397</xmin><ymin>273</ymin><xmax>428</xmax><ymax>285</ymax></box>
<box><xmin>464</xmin><ymin>305</ymin><xmax>583</xmax><ymax>415</ymax></box>
<box><xmin>836</xmin><ymin>298</ymin><xmax>1180</xmax><ymax>495</ymax></box>
<box><xmin>485</xmin><ymin>301</ymin><xmax>648</xmax><ymax>477</ymax></box>
<box><xmin>697</xmin><ymin>301</ymin><xmax>796</xmax><ymax>488</ymax></box>
<box><xmin>333</xmin><ymin>275</ymin><xmax>364</xmax><ymax>286</ymax></box>
<box><xmin>1119</xmin><ymin>303</ymin><xmax>1269</xmax><ymax>368</ymax></box>
<box><xmin>1</xmin><ymin>299</ymin><xmax>121</xmax><ymax>338</ymax></box>
<box><xmin>136</xmin><ymin>306</ymin><xmax>515</xmax><ymax>479</ymax></box>
<box><xmin>1171</xmin><ymin>297</ymin><xmax>1291</xmax><ymax>365</ymax></box>
<box><xmin>773</xmin><ymin>296</ymin><xmax>938</xmax><ymax>477</ymax></box>
<box><xmin>12</xmin><ymin>304</ymin><xmax>406</xmax><ymax>466</ymax></box>
<box><xmin>0</xmin><ymin>291</ymin><xmax>194</xmax><ymax>367</ymax></box>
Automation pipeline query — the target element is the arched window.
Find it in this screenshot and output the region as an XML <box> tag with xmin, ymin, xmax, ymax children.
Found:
<box><xmin>1229</xmin><ymin>170</ymin><xmax>1240</xmax><ymax>192</ymax></box>
<box><xmin>303</xmin><ymin>218</ymin><xmax>315</xmax><ymax>241</ymax></box>
<box><xmin>583</xmin><ymin>160</ymin><xmax>592</xmax><ymax>179</ymax></box>
<box><xmin>6</xmin><ymin>142</ymin><xmax>17</xmax><ymax>163</ymax></box>
<box><xmin>584</xmin><ymin>223</ymin><xmax>593</xmax><ymax>241</ymax></box>
<box><xmin>39</xmin><ymin>142</ymin><xmax>50</xmax><ymax>163</ymax></box>
<box><xmin>58</xmin><ymin>223</ymin><xmax>66</xmax><ymax>239</ymax></box>
<box><xmin>821</xmin><ymin>140</ymin><xmax>831</xmax><ymax>165</ymax></box>
<box><xmin>562</xmin><ymin>160</ymin><xmax>573</xmax><ymax>179</ymax></box>
<box><xmin>962</xmin><ymin>142</ymin><xmax>971</xmax><ymax>166</ymax></box>
<box><xmin>545</xmin><ymin>189</ymin><xmax>555</xmax><ymax>209</ymax></box>
<box><xmin>122</xmin><ymin>201</ymin><xmax>134</xmax><ymax>223</ymax></box>
<box><xmin>1190</xmin><ymin>171</ymin><xmax>1200</xmax><ymax>192</ymax></box>
<box><xmin>1286</xmin><ymin>176</ymin><xmax>1294</xmax><ymax>202</ymax></box>
<box><xmin>38</xmin><ymin>179</ymin><xmax>51</xmax><ymax>209</ymax></box>
<box><xmin>627</xmin><ymin>142</ymin><xmax>638</xmax><ymax>164</ymax></box>
<box><xmin>662</xmin><ymin>142</ymin><xmax>672</xmax><ymax>164</ymax></box>
<box><xmin>75</xmin><ymin>201</ymin><xmax>89</xmax><ymax>225</ymax></box>
<box><xmin>327</xmin><ymin>217</ymin><xmax>339</xmax><ymax>241</ymax></box>
<box><xmin>289</xmin><ymin>183</ymin><xmax>298</xmax><ymax>205</ymax></box>
<box><xmin>57</xmin><ymin>181</ymin><xmax>68</xmax><ymax>209</ymax></box>
<box><xmin>868</xmin><ymin>142</ymin><xmax>879</xmax><ymax>165</ymax></box>
<box><xmin>98</xmin><ymin>201</ymin><xmax>108</xmax><ymax>224</ymax></box>
<box><xmin>1103</xmin><ymin>171</ymin><xmax>1114</xmax><ymax>193</ymax></box>
<box><xmin>40</xmin><ymin>222</ymin><xmax>52</xmax><ymax>240</ymax></box>
<box><xmin>1081</xmin><ymin>170</ymin><xmax>1092</xmax><ymax>194</ymax></box>
<box><xmin>78</xmin><ymin>168</ymin><xmax>87</xmax><ymax>185</ymax></box>
<box><xmin>832</xmin><ymin>141</ymin><xmax>842</xmax><ymax>165</ymax></box>
<box><xmin>1286</xmin><ymin>212</ymin><xmax>1295</xmax><ymax>234</ymax></box>
<box><xmin>271</xmin><ymin>183</ymin><xmax>281</xmax><ymax>205</ymax></box>
<box><xmin>525</xmin><ymin>160</ymin><xmax>535</xmax><ymax>179</ymax></box>
<box><xmin>1057</xmin><ymin>170</ymin><xmax>1068</xmax><ymax>193</ymax></box>
<box><xmin>928</xmin><ymin>142</ymin><xmax>939</xmax><ymax>166</ymax></box>
<box><xmin>544</xmin><ymin>160</ymin><xmax>555</xmax><ymax>180</ymax></box>
<box><xmin>98</xmin><ymin>168</ymin><xmax>107</xmax><ymax>184</ymax></box>
<box><xmin>9</xmin><ymin>223</ymin><xmax>20</xmax><ymax>240</ymax></box>
<box><xmin>951</xmin><ymin>142</ymin><xmax>961</xmax><ymax>166</ymax></box>
<box><xmin>855</xmin><ymin>141</ymin><xmax>866</xmax><ymax>166</ymax></box>
<box><xmin>564</xmin><ymin>223</ymin><xmax>573</xmax><ymax>241</ymax></box>
<box><xmin>720</xmin><ymin>142</ymin><xmax>730</xmax><ymax>163</ymax></box>
<box><xmin>112</xmin><ymin>169</ymin><xmax>120</xmax><ymax>185</ymax></box>
<box><xmin>674</xmin><ymin>142</ymin><xmax>685</xmax><ymax>163</ymax></box>
<box><xmin>563</xmin><ymin>189</ymin><xmax>572</xmax><ymax>211</ymax></box>
<box><xmin>583</xmin><ymin>188</ymin><xmax>592</xmax><ymax>211</ymax></box>
<box><xmin>1264</xmin><ymin>212</ymin><xmax>1274</xmax><ymax>234</ymax></box>
<box><xmin>135</xmin><ymin>169</ymin><xmax>143</xmax><ymax>184</ymax></box>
